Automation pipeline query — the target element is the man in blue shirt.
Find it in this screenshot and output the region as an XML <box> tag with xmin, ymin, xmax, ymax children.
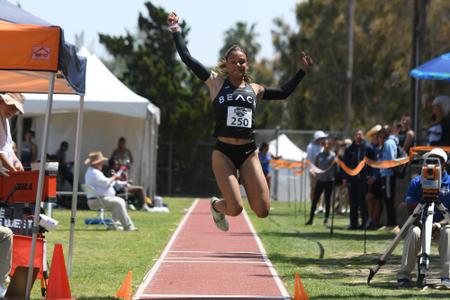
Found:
<box><xmin>397</xmin><ymin>148</ymin><xmax>450</xmax><ymax>288</ymax></box>
<box><xmin>380</xmin><ymin>124</ymin><xmax>401</xmax><ymax>227</ymax></box>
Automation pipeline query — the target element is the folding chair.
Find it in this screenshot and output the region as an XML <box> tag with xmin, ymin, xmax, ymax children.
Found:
<box><xmin>81</xmin><ymin>184</ymin><xmax>116</xmax><ymax>230</ymax></box>
<box><xmin>11</xmin><ymin>235</ymin><xmax>46</xmax><ymax>297</ymax></box>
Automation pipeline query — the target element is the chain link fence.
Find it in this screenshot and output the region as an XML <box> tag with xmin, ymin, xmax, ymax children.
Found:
<box><xmin>156</xmin><ymin>129</ymin><xmax>343</xmax><ymax>198</ymax></box>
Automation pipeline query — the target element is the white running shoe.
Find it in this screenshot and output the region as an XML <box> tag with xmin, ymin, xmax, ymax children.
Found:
<box><xmin>0</xmin><ymin>277</ymin><xmax>10</xmax><ymax>298</ymax></box>
<box><xmin>210</xmin><ymin>197</ymin><xmax>229</xmax><ymax>231</ymax></box>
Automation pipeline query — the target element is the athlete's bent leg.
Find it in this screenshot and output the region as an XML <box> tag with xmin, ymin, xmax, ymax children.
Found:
<box><xmin>212</xmin><ymin>150</ymin><xmax>244</xmax><ymax>216</ymax></box>
<box><xmin>240</xmin><ymin>152</ymin><xmax>270</xmax><ymax>218</ymax></box>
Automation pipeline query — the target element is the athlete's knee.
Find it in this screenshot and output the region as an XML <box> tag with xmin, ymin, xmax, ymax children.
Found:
<box><xmin>228</xmin><ymin>204</ymin><xmax>243</xmax><ymax>216</ymax></box>
<box><xmin>255</xmin><ymin>208</ymin><xmax>269</xmax><ymax>218</ymax></box>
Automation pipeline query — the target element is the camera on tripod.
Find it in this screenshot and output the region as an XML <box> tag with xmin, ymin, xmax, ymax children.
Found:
<box><xmin>421</xmin><ymin>157</ymin><xmax>441</xmax><ymax>200</ymax></box>
<box><xmin>368</xmin><ymin>148</ymin><xmax>450</xmax><ymax>288</ymax></box>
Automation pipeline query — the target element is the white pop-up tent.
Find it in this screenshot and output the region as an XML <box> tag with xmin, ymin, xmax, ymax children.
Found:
<box><xmin>269</xmin><ymin>133</ymin><xmax>307</xmax><ymax>161</ymax></box>
<box><xmin>19</xmin><ymin>47</ymin><xmax>159</xmax><ymax>276</ymax></box>
<box><xmin>21</xmin><ymin>47</ymin><xmax>160</xmax><ymax>196</ymax></box>
<box><xmin>268</xmin><ymin>134</ymin><xmax>308</xmax><ymax>202</ymax></box>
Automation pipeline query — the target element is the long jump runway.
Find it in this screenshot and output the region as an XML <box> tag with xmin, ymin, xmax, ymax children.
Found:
<box><xmin>134</xmin><ymin>199</ymin><xmax>290</xmax><ymax>300</ymax></box>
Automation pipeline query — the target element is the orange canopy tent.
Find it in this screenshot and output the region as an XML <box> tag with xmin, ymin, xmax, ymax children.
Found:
<box><xmin>0</xmin><ymin>1</ymin><xmax>87</xmax><ymax>298</ymax></box>
<box><xmin>0</xmin><ymin>0</ymin><xmax>86</xmax><ymax>94</ymax></box>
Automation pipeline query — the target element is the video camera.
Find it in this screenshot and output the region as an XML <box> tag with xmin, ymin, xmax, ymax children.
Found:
<box><xmin>420</xmin><ymin>157</ymin><xmax>442</xmax><ymax>200</ymax></box>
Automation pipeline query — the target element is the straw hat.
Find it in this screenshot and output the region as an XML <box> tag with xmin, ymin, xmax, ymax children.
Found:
<box><xmin>423</xmin><ymin>148</ymin><xmax>448</xmax><ymax>163</ymax></box>
<box><xmin>366</xmin><ymin>124</ymin><xmax>382</xmax><ymax>139</ymax></box>
<box><xmin>1</xmin><ymin>93</ymin><xmax>24</xmax><ymax>114</ymax></box>
<box><xmin>84</xmin><ymin>151</ymin><xmax>108</xmax><ymax>165</ymax></box>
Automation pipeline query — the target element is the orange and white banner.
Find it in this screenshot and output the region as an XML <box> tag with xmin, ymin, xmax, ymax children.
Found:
<box><xmin>269</xmin><ymin>146</ymin><xmax>448</xmax><ymax>176</ymax></box>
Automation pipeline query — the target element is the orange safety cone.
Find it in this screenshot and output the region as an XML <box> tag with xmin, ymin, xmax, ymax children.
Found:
<box><xmin>116</xmin><ymin>271</ymin><xmax>132</xmax><ymax>300</ymax></box>
<box><xmin>46</xmin><ymin>244</ymin><xmax>75</xmax><ymax>299</ymax></box>
<box><xmin>294</xmin><ymin>272</ymin><xmax>308</xmax><ymax>300</ymax></box>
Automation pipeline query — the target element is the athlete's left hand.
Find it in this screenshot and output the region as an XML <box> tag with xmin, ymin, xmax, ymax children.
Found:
<box><xmin>300</xmin><ymin>51</ymin><xmax>313</xmax><ymax>73</ymax></box>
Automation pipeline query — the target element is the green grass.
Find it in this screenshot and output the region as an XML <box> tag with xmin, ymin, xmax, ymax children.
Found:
<box><xmin>248</xmin><ymin>199</ymin><xmax>449</xmax><ymax>300</ymax></box>
<box><xmin>30</xmin><ymin>198</ymin><xmax>449</xmax><ymax>299</ymax></box>
<box><xmin>31</xmin><ymin>198</ymin><xmax>193</xmax><ymax>299</ymax></box>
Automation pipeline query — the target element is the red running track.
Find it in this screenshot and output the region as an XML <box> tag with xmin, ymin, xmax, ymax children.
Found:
<box><xmin>133</xmin><ymin>199</ymin><xmax>290</xmax><ymax>300</ymax></box>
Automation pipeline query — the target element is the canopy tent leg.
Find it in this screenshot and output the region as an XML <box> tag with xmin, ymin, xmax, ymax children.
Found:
<box><xmin>68</xmin><ymin>95</ymin><xmax>85</xmax><ymax>276</ymax></box>
<box><xmin>150</xmin><ymin>116</ymin><xmax>159</xmax><ymax>198</ymax></box>
<box><xmin>25</xmin><ymin>72</ymin><xmax>56</xmax><ymax>299</ymax></box>
<box><xmin>142</xmin><ymin>111</ymin><xmax>150</xmax><ymax>197</ymax></box>
<box><xmin>16</xmin><ymin>114</ymin><xmax>23</xmax><ymax>155</ymax></box>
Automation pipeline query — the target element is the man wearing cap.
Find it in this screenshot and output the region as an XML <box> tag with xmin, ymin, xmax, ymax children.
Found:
<box><xmin>84</xmin><ymin>151</ymin><xmax>137</xmax><ymax>231</ymax></box>
<box><xmin>397</xmin><ymin>148</ymin><xmax>450</xmax><ymax>288</ymax></box>
<box><xmin>0</xmin><ymin>93</ymin><xmax>24</xmax><ymax>171</ymax></box>
<box><xmin>306</xmin><ymin>131</ymin><xmax>328</xmax><ymax>213</ymax></box>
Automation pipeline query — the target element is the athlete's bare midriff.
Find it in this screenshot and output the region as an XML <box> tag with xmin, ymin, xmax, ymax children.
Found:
<box><xmin>217</xmin><ymin>136</ymin><xmax>253</xmax><ymax>145</ymax></box>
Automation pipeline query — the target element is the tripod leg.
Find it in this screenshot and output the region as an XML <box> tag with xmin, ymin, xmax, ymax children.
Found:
<box><xmin>435</xmin><ymin>199</ymin><xmax>450</xmax><ymax>224</ymax></box>
<box><xmin>418</xmin><ymin>202</ymin><xmax>435</xmax><ymax>288</ymax></box>
<box><xmin>367</xmin><ymin>203</ymin><xmax>423</xmax><ymax>284</ymax></box>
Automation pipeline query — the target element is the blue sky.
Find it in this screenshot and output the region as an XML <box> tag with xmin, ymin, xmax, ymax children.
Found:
<box><xmin>16</xmin><ymin>0</ymin><xmax>301</xmax><ymax>65</ymax></box>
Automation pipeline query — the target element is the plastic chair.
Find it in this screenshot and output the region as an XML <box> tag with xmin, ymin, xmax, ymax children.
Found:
<box><xmin>81</xmin><ymin>184</ymin><xmax>116</xmax><ymax>230</ymax></box>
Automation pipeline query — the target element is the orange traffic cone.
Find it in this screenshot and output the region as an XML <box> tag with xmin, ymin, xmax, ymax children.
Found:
<box><xmin>116</xmin><ymin>271</ymin><xmax>132</xmax><ymax>300</ymax></box>
<box><xmin>294</xmin><ymin>272</ymin><xmax>308</xmax><ymax>300</ymax></box>
<box><xmin>46</xmin><ymin>244</ymin><xmax>75</xmax><ymax>299</ymax></box>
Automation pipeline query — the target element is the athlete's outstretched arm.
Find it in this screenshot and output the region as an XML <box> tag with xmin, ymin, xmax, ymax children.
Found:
<box><xmin>167</xmin><ymin>12</ymin><xmax>210</xmax><ymax>82</ymax></box>
<box><xmin>262</xmin><ymin>51</ymin><xmax>313</xmax><ymax>100</ymax></box>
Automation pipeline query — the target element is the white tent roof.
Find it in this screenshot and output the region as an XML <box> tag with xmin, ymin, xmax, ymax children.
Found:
<box><xmin>22</xmin><ymin>47</ymin><xmax>160</xmax><ymax>123</ymax></box>
<box><xmin>269</xmin><ymin>134</ymin><xmax>306</xmax><ymax>161</ymax></box>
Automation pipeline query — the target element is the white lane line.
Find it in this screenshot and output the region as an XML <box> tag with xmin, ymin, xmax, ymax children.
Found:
<box><xmin>163</xmin><ymin>256</ymin><xmax>265</xmax><ymax>261</ymax></box>
<box><xmin>139</xmin><ymin>294</ymin><xmax>290</xmax><ymax>299</ymax></box>
<box><xmin>168</xmin><ymin>250</ymin><xmax>263</xmax><ymax>255</ymax></box>
<box><xmin>242</xmin><ymin>209</ymin><xmax>291</xmax><ymax>299</ymax></box>
<box><xmin>133</xmin><ymin>199</ymin><xmax>199</xmax><ymax>300</ymax></box>
<box><xmin>161</xmin><ymin>260</ymin><xmax>267</xmax><ymax>264</ymax></box>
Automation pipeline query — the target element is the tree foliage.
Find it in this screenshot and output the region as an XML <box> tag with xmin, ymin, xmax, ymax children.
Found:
<box><xmin>99</xmin><ymin>1</ymin><xmax>213</xmax><ymax>143</ymax></box>
<box><xmin>273</xmin><ymin>0</ymin><xmax>450</xmax><ymax>131</ymax></box>
<box><xmin>219</xmin><ymin>22</ymin><xmax>261</xmax><ymax>64</ymax></box>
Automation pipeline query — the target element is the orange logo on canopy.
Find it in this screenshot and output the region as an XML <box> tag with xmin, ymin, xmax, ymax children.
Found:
<box><xmin>32</xmin><ymin>47</ymin><xmax>51</xmax><ymax>61</ymax></box>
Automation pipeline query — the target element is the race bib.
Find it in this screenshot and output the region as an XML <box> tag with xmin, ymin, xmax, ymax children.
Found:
<box><xmin>226</xmin><ymin>106</ymin><xmax>252</xmax><ymax>128</ymax></box>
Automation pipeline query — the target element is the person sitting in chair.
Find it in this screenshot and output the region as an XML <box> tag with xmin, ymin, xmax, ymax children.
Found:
<box><xmin>397</xmin><ymin>148</ymin><xmax>450</xmax><ymax>288</ymax></box>
<box><xmin>0</xmin><ymin>225</ymin><xmax>12</xmax><ymax>297</ymax></box>
<box><xmin>103</xmin><ymin>158</ymin><xmax>151</xmax><ymax>211</ymax></box>
<box><xmin>84</xmin><ymin>151</ymin><xmax>137</xmax><ymax>231</ymax></box>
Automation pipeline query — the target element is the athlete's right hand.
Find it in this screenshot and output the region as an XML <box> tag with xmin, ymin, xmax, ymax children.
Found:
<box><xmin>167</xmin><ymin>12</ymin><xmax>181</xmax><ymax>32</ymax></box>
<box><xmin>167</xmin><ymin>12</ymin><xmax>180</xmax><ymax>31</ymax></box>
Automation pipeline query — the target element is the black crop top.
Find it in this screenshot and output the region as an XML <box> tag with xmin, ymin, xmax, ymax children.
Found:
<box><xmin>213</xmin><ymin>80</ymin><xmax>257</xmax><ymax>139</ymax></box>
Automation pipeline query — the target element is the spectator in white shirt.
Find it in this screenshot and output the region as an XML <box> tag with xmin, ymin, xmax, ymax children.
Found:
<box><xmin>84</xmin><ymin>151</ymin><xmax>136</xmax><ymax>231</ymax></box>
<box><xmin>0</xmin><ymin>93</ymin><xmax>24</xmax><ymax>171</ymax></box>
